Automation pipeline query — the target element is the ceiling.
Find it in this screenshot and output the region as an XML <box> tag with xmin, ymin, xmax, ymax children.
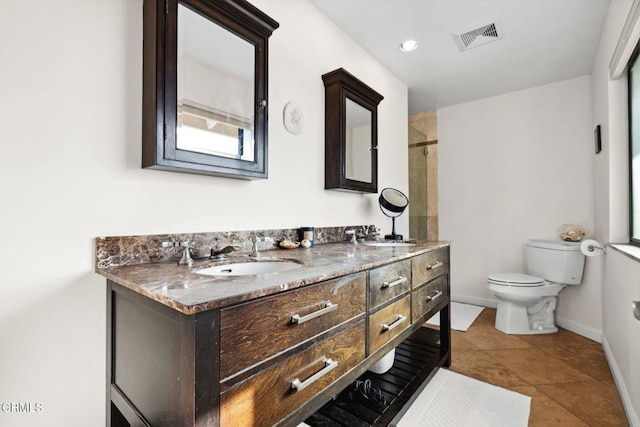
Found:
<box><xmin>308</xmin><ymin>0</ymin><xmax>611</xmax><ymax>113</ymax></box>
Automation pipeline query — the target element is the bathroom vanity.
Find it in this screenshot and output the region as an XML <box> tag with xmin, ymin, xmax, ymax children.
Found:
<box><xmin>98</xmin><ymin>239</ymin><xmax>451</xmax><ymax>427</ymax></box>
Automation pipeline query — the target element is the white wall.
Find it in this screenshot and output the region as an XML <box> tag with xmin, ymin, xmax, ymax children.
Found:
<box><xmin>591</xmin><ymin>0</ymin><xmax>640</xmax><ymax>424</ymax></box>
<box><xmin>0</xmin><ymin>1</ymin><xmax>408</xmax><ymax>425</ymax></box>
<box><xmin>603</xmin><ymin>248</ymin><xmax>640</xmax><ymax>426</ymax></box>
<box><xmin>438</xmin><ymin>76</ymin><xmax>600</xmax><ymax>335</ymax></box>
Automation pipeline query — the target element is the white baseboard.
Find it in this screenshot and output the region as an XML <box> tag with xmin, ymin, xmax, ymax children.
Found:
<box><xmin>602</xmin><ymin>336</ymin><xmax>640</xmax><ymax>427</ymax></box>
<box><xmin>555</xmin><ymin>316</ymin><xmax>602</xmax><ymax>343</ymax></box>
<box><xmin>451</xmin><ymin>295</ymin><xmax>497</xmax><ymax>308</ymax></box>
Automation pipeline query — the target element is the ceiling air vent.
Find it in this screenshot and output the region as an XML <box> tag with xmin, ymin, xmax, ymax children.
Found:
<box><xmin>452</xmin><ymin>18</ymin><xmax>504</xmax><ymax>51</ymax></box>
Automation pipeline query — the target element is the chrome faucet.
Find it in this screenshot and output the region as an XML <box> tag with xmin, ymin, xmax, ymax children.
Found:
<box><xmin>249</xmin><ymin>234</ymin><xmax>260</xmax><ymax>257</ymax></box>
<box><xmin>162</xmin><ymin>240</ymin><xmax>194</xmax><ymax>267</ymax></box>
<box><xmin>360</xmin><ymin>225</ymin><xmax>381</xmax><ymax>241</ymax></box>
<box><xmin>345</xmin><ymin>229</ymin><xmax>358</xmax><ymax>244</ymax></box>
<box><xmin>179</xmin><ymin>241</ymin><xmax>194</xmax><ymax>266</ymax></box>
<box><xmin>210</xmin><ymin>245</ymin><xmax>236</xmax><ymax>260</ymax></box>
<box><xmin>249</xmin><ymin>234</ymin><xmax>272</xmax><ymax>257</ymax></box>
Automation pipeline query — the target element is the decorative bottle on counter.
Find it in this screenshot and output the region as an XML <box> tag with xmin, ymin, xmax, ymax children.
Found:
<box><xmin>299</xmin><ymin>227</ymin><xmax>314</xmax><ymax>247</ymax></box>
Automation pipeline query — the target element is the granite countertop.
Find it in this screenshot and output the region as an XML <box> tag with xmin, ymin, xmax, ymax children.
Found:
<box><xmin>96</xmin><ymin>241</ymin><xmax>450</xmax><ymax>315</ymax></box>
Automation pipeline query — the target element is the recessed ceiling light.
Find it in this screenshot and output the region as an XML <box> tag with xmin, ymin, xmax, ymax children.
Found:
<box><xmin>399</xmin><ymin>40</ymin><xmax>418</xmax><ymax>52</ymax></box>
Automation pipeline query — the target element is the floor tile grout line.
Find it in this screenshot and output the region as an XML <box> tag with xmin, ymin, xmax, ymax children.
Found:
<box><xmin>531</xmin><ymin>381</ymin><xmax>598</xmax><ymax>427</ymax></box>
<box><xmin>535</xmin><ymin>344</ymin><xmax>614</xmax><ymax>383</ymax></box>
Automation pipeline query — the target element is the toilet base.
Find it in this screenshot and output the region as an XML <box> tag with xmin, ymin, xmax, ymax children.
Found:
<box><xmin>495</xmin><ymin>296</ymin><xmax>559</xmax><ymax>335</ymax></box>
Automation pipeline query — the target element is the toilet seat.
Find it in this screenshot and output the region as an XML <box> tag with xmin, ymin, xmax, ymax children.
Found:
<box><xmin>487</xmin><ymin>273</ymin><xmax>545</xmax><ymax>287</ymax></box>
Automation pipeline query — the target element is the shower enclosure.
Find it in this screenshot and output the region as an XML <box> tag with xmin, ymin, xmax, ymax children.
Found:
<box><xmin>408</xmin><ymin>113</ymin><xmax>438</xmax><ymax>241</ymax></box>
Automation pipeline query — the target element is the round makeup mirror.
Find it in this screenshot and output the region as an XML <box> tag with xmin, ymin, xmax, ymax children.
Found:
<box><xmin>378</xmin><ymin>188</ymin><xmax>409</xmax><ymax>240</ymax></box>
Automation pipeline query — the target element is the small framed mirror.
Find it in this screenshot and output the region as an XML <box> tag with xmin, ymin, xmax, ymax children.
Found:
<box><xmin>322</xmin><ymin>68</ymin><xmax>383</xmax><ymax>193</ymax></box>
<box><xmin>142</xmin><ymin>0</ymin><xmax>279</xmax><ymax>179</ymax></box>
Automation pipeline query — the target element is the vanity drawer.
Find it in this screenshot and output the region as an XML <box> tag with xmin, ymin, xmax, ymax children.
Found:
<box><xmin>369</xmin><ymin>259</ymin><xmax>412</xmax><ymax>310</ymax></box>
<box><xmin>220</xmin><ymin>272</ymin><xmax>366</xmax><ymax>380</ymax></box>
<box><xmin>412</xmin><ymin>275</ymin><xmax>449</xmax><ymax>322</ymax></box>
<box><xmin>368</xmin><ymin>295</ymin><xmax>411</xmax><ymax>354</ymax></box>
<box><xmin>220</xmin><ymin>321</ymin><xmax>366</xmax><ymax>427</ymax></box>
<box><xmin>412</xmin><ymin>247</ymin><xmax>449</xmax><ymax>286</ymax></box>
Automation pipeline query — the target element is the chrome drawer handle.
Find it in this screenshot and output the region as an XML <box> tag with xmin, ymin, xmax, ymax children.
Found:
<box><xmin>382</xmin><ymin>276</ymin><xmax>407</xmax><ymax>289</ymax></box>
<box><xmin>633</xmin><ymin>300</ymin><xmax>640</xmax><ymax>321</ymax></box>
<box><xmin>426</xmin><ymin>290</ymin><xmax>443</xmax><ymax>302</ymax></box>
<box><xmin>382</xmin><ymin>314</ymin><xmax>407</xmax><ymax>332</ymax></box>
<box><xmin>291</xmin><ymin>358</ymin><xmax>338</xmax><ymax>391</ymax></box>
<box><xmin>426</xmin><ymin>261</ymin><xmax>443</xmax><ymax>271</ymax></box>
<box><xmin>291</xmin><ymin>302</ymin><xmax>337</xmax><ymax>324</ymax></box>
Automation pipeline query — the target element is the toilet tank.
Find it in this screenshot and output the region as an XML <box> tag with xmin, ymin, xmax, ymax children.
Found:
<box><xmin>525</xmin><ymin>239</ymin><xmax>585</xmax><ymax>285</ymax></box>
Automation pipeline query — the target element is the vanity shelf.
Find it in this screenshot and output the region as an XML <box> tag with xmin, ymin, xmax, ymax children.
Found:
<box><xmin>305</xmin><ymin>308</ymin><xmax>449</xmax><ymax>427</ymax></box>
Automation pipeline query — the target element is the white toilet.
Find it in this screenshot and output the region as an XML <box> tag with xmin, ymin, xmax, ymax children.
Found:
<box><xmin>487</xmin><ymin>239</ymin><xmax>585</xmax><ymax>335</ymax></box>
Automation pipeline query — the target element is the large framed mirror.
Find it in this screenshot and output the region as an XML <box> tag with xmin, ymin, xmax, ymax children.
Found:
<box><xmin>142</xmin><ymin>0</ymin><xmax>279</xmax><ymax>179</ymax></box>
<box><xmin>322</xmin><ymin>68</ymin><xmax>384</xmax><ymax>193</ymax></box>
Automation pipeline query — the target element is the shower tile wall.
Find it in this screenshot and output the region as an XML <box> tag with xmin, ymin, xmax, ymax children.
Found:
<box><xmin>408</xmin><ymin>111</ymin><xmax>438</xmax><ymax>241</ymax></box>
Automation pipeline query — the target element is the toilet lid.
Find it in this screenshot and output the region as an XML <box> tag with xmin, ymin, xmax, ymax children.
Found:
<box><xmin>487</xmin><ymin>273</ymin><xmax>544</xmax><ymax>287</ymax></box>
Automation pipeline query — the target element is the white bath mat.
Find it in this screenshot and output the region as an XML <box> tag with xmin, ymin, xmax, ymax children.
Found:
<box><xmin>394</xmin><ymin>369</ymin><xmax>531</xmax><ymax>427</ymax></box>
<box><xmin>426</xmin><ymin>302</ymin><xmax>484</xmax><ymax>331</ymax></box>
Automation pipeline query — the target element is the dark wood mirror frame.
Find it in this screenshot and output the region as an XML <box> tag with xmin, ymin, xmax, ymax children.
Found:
<box><xmin>322</xmin><ymin>68</ymin><xmax>384</xmax><ymax>193</ymax></box>
<box><xmin>142</xmin><ymin>0</ymin><xmax>279</xmax><ymax>179</ymax></box>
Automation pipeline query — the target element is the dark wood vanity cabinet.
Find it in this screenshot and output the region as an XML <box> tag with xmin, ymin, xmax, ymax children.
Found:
<box><xmin>412</xmin><ymin>248</ymin><xmax>450</xmax><ymax>323</ymax></box>
<box><xmin>220</xmin><ymin>323</ymin><xmax>366</xmax><ymax>427</ymax></box>
<box><xmin>306</xmin><ymin>251</ymin><xmax>451</xmax><ymax>426</ymax></box>
<box><xmin>412</xmin><ymin>247</ymin><xmax>450</xmax><ymax>286</ymax></box>
<box><xmin>219</xmin><ymin>273</ymin><xmax>366</xmax><ymax>382</ymax></box>
<box><xmin>108</xmin><ymin>247</ymin><xmax>451</xmax><ymax>427</ymax></box>
<box><xmin>108</xmin><ymin>273</ymin><xmax>368</xmax><ymax>427</ymax></box>
<box><xmin>108</xmin><ymin>285</ymin><xmax>221</xmax><ymax>427</ymax></box>
<box><xmin>368</xmin><ymin>295</ymin><xmax>412</xmax><ymax>354</ymax></box>
<box><xmin>368</xmin><ymin>259</ymin><xmax>412</xmax><ymax>310</ymax></box>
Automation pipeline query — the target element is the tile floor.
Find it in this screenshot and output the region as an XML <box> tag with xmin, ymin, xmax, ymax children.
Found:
<box><xmin>448</xmin><ymin>308</ymin><xmax>629</xmax><ymax>426</ymax></box>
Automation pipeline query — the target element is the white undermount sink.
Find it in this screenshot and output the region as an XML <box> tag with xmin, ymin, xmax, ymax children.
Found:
<box><xmin>196</xmin><ymin>260</ymin><xmax>303</xmax><ymax>276</ymax></box>
<box><xmin>365</xmin><ymin>242</ymin><xmax>416</xmax><ymax>247</ymax></box>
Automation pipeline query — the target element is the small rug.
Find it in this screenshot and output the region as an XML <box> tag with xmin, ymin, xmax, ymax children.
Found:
<box><xmin>426</xmin><ymin>302</ymin><xmax>484</xmax><ymax>331</ymax></box>
<box><xmin>394</xmin><ymin>369</ymin><xmax>531</xmax><ymax>427</ymax></box>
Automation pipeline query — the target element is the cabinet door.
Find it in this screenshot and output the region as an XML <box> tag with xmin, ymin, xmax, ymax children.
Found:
<box><xmin>412</xmin><ymin>247</ymin><xmax>449</xmax><ymax>286</ymax></box>
<box><xmin>412</xmin><ymin>275</ymin><xmax>449</xmax><ymax>323</ymax></box>
<box><xmin>369</xmin><ymin>259</ymin><xmax>412</xmax><ymax>310</ymax></box>
<box><xmin>220</xmin><ymin>322</ymin><xmax>366</xmax><ymax>427</ymax></box>
<box><xmin>322</xmin><ymin>68</ymin><xmax>383</xmax><ymax>193</ymax></box>
<box><xmin>368</xmin><ymin>295</ymin><xmax>411</xmax><ymax>354</ymax></box>
<box><xmin>220</xmin><ymin>272</ymin><xmax>366</xmax><ymax>380</ymax></box>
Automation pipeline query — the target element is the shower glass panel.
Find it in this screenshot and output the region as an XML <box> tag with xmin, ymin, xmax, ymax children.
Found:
<box><xmin>408</xmin><ymin>125</ymin><xmax>428</xmax><ymax>240</ymax></box>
